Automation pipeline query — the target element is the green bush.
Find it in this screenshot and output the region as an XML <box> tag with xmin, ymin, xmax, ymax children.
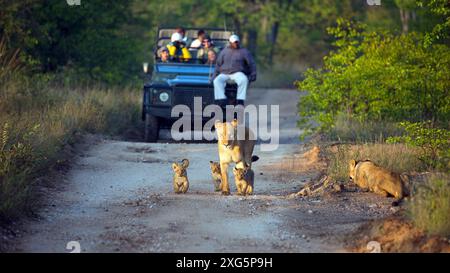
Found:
<box><xmin>296</xmin><ymin>19</ymin><xmax>450</xmax><ymax>139</ymax></box>
<box><xmin>387</xmin><ymin>121</ymin><xmax>450</xmax><ymax>170</ymax></box>
<box><xmin>408</xmin><ymin>174</ymin><xmax>450</xmax><ymax>237</ymax></box>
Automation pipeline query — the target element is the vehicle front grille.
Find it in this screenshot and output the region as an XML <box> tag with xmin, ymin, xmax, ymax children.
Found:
<box><xmin>172</xmin><ymin>85</ymin><xmax>237</xmax><ymax>109</ymax></box>
<box><xmin>172</xmin><ymin>86</ymin><xmax>214</xmax><ymax>109</ymax></box>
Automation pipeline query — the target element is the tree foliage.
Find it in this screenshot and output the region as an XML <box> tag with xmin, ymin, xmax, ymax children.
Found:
<box><xmin>387</xmin><ymin>121</ymin><xmax>449</xmax><ymax>170</ymax></box>
<box><xmin>0</xmin><ymin>0</ymin><xmax>448</xmax><ymax>84</ymax></box>
<box><xmin>0</xmin><ymin>0</ymin><xmax>140</xmax><ymax>84</ymax></box>
<box><xmin>296</xmin><ymin>19</ymin><xmax>450</xmax><ymax>137</ymax></box>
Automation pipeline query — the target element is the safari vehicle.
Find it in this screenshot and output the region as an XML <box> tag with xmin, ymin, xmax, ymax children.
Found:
<box><xmin>142</xmin><ymin>27</ymin><xmax>238</xmax><ymax>142</ymax></box>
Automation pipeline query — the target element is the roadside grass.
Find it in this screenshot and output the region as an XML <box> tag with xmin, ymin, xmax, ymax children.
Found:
<box><xmin>325</xmin><ymin>143</ymin><xmax>424</xmax><ymax>184</ymax></box>
<box><xmin>407</xmin><ymin>174</ymin><xmax>450</xmax><ymax>237</ymax></box>
<box><xmin>326</xmin><ymin>114</ymin><xmax>404</xmax><ymax>143</ymax></box>
<box><xmin>0</xmin><ymin>74</ymin><xmax>141</xmax><ymax>220</ymax></box>
<box><xmin>323</xmin><ymin>119</ymin><xmax>449</xmax><ymax>238</ymax></box>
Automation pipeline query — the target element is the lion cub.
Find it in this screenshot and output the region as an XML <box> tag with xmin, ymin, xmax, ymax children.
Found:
<box><xmin>209</xmin><ymin>161</ymin><xmax>222</xmax><ymax>192</ymax></box>
<box><xmin>233</xmin><ymin>166</ymin><xmax>254</xmax><ymax>196</ymax></box>
<box><xmin>172</xmin><ymin>159</ymin><xmax>189</xmax><ymax>194</ymax></box>
<box><xmin>348</xmin><ymin>159</ymin><xmax>409</xmax><ymax>200</ymax></box>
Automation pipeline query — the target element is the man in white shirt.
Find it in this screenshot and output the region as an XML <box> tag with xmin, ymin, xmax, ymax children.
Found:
<box><xmin>190</xmin><ymin>29</ymin><xmax>206</xmax><ymax>48</ymax></box>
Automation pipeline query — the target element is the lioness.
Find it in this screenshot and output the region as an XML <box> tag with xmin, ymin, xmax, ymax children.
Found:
<box><xmin>209</xmin><ymin>161</ymin><xmax>222</xmax><ymax>192</ymax></box>
<box><xmin>172</xmin><ymin>159</ymin><xmax>189</xmax><ymax>194</ymax></box>
<box><xmin>233</xmin><ymin>166</ymin><xmax>254</xmax><ymax>196</ymax></box>
<box><xmin>215</xmin><ymin>119</ymin><xmax>259</xmax><ymax>195</ymax></box>
<box><xmin>348</xmin><ymin>159</ymin><xmax>409</xmax><ymax>201</ymax></box>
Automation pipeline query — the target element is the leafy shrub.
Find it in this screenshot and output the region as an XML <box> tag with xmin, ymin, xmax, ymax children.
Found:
<box><xmin>296</xmin><ymin>19</ymin><xmax>450</xmax><ymax>139</ymax></box>
<box><xmin>387</xmin><ymin>121</ymin><xmax>450</xmax><ymax>170</ymax></box>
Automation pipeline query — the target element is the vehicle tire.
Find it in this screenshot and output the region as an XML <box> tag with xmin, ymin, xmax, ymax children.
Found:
<box><xmin>144</xmin><ymin>113</ymin><xmax>159</xmax><ymax>142</ymax></box>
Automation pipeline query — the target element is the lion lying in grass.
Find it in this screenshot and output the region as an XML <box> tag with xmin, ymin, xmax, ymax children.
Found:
<box><xmin>348</xmin><ymin>159</ymin><xmax>409</xmax><ymax>202</ymax></box>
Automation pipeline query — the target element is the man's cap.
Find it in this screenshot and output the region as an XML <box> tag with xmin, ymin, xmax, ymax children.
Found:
<box><xmin>229</xmin><ymin>34</ymin><xmax>240</xmax><ymax>43</ymax></box>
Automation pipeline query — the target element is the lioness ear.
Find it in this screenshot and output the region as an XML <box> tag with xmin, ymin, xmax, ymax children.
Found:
<box><xmin>172</xmin><ymin>163</ymin><xmax>178</xmax><ymax>171</ymax></box>
<box><xmin>348</xmin><ymin>159</ymin><xmax>356</xmax><ymax>168</ymax></box>
<box><xmin>182</xmin><ymin>159</ymin><xmax>189</xmax><ymax>168</ymax></box>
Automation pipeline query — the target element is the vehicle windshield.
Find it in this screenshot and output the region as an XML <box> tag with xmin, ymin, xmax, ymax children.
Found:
<box><xmin>151</xmin><ymin>62</ymin><xmax>215</xmax><ymax>83</ymax></box>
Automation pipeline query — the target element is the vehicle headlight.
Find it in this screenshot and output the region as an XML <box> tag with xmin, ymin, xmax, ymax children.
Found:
<box><xmin>159</xmin><ymin>92</ymin><xmax>169</xmax><ymax>102</ymax></box>
<box><xmin>142</xmin><ymin>62</ymin><xmax>149</xmax><ymax>73</ymax></box>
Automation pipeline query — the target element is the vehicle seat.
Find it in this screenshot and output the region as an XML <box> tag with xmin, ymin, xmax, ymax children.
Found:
<box><xmin>188</xmin><ymin>49</ymin><xmax>199</xmax><ymax>63</ymax></box>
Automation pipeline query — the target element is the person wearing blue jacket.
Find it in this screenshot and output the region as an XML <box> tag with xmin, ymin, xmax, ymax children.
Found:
<box><xmin>213</xmin><ymin>34</ymin><xmax>257</xmax><ymax>112</ymax></box>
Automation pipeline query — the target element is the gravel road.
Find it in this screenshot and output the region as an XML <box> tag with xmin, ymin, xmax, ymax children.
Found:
<box><xmin>11</xmin><ymin>89</ymin><xmax>395</xmax><ymax>253</ymax></box>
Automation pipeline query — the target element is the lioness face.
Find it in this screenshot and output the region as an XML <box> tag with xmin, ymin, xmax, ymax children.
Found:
<box><xmin>215</xmin><ymin>120</ymin><xmax>237</xmax><ymax>149</ymax></box>
<box><xmin>348</xmin><ymin>159</ymin><xmax>357</xmax><ymax>180</ymax></box>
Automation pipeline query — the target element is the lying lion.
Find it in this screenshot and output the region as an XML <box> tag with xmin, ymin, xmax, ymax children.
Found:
<box><xmin>348</xmin><ymin>159</ymin><xmax>409</xmax><ymax>201</ymax></box>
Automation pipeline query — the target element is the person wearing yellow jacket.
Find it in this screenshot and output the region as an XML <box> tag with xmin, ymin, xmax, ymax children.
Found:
<box><xmin>167</xmin><ymin>32</ymin><xmax>191</xmax><ymax>62</ymax></box>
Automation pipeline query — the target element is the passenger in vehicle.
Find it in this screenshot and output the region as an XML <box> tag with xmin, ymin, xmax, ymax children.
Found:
<box><xmin>206</xmin><ymin>49</ymin><xmax>217</xmax><ymax>65</ymax></box>
<box><xmin>190</xmin><ymin>29</ymin><xmax>206</xmax><ymax>48</ymax></box>
<box><xmin>167</xmin><ymin>32</ymin><xmax>191</xmax><ymax>62</ymax></box>
<box><xmin>197</xmin><ymin>36</ymin><xmax>219</xmax><ymax>63</ymax></box>
<box><xmin>158</xmin><ymin>47</ymin><xmax>170</xmax><ymax>63</ymax></box>
<box><xmin>175</xmin><ymin>27</ymin><xmax>189</xmax><ymax>44</ymax></box>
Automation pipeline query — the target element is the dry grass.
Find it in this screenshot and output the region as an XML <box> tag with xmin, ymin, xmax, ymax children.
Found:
<box><xmin>325</xmin><ymin>143</ymin><xmax>425</xmax><ymax>184</ymax></box>
<box><xmin>326</xmin><ymin>114</ymin><xmax>404</xmax><ymax>143</ymax></box>
<box><xmin>408</xmin><ymin>174</ymin><xmax>450</xmax><ymax>237</ymax></box>
<box><xmin>0</xmin><ymin>73</ymin><xmax>141</xmax><ymax>220</ymax></box>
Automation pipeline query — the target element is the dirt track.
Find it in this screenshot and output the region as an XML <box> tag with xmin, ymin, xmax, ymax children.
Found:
<box><xmin>10</xmin><ymin>89</ymin><xmax>396</xmax><ymax>253</ymax></box>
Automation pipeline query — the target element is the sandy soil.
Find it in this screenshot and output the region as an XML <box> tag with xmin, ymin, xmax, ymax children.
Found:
<box><xmin>7</xmin><ymin>89</ymin><xmax>397</xmax><ymax>253</ymax></box>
